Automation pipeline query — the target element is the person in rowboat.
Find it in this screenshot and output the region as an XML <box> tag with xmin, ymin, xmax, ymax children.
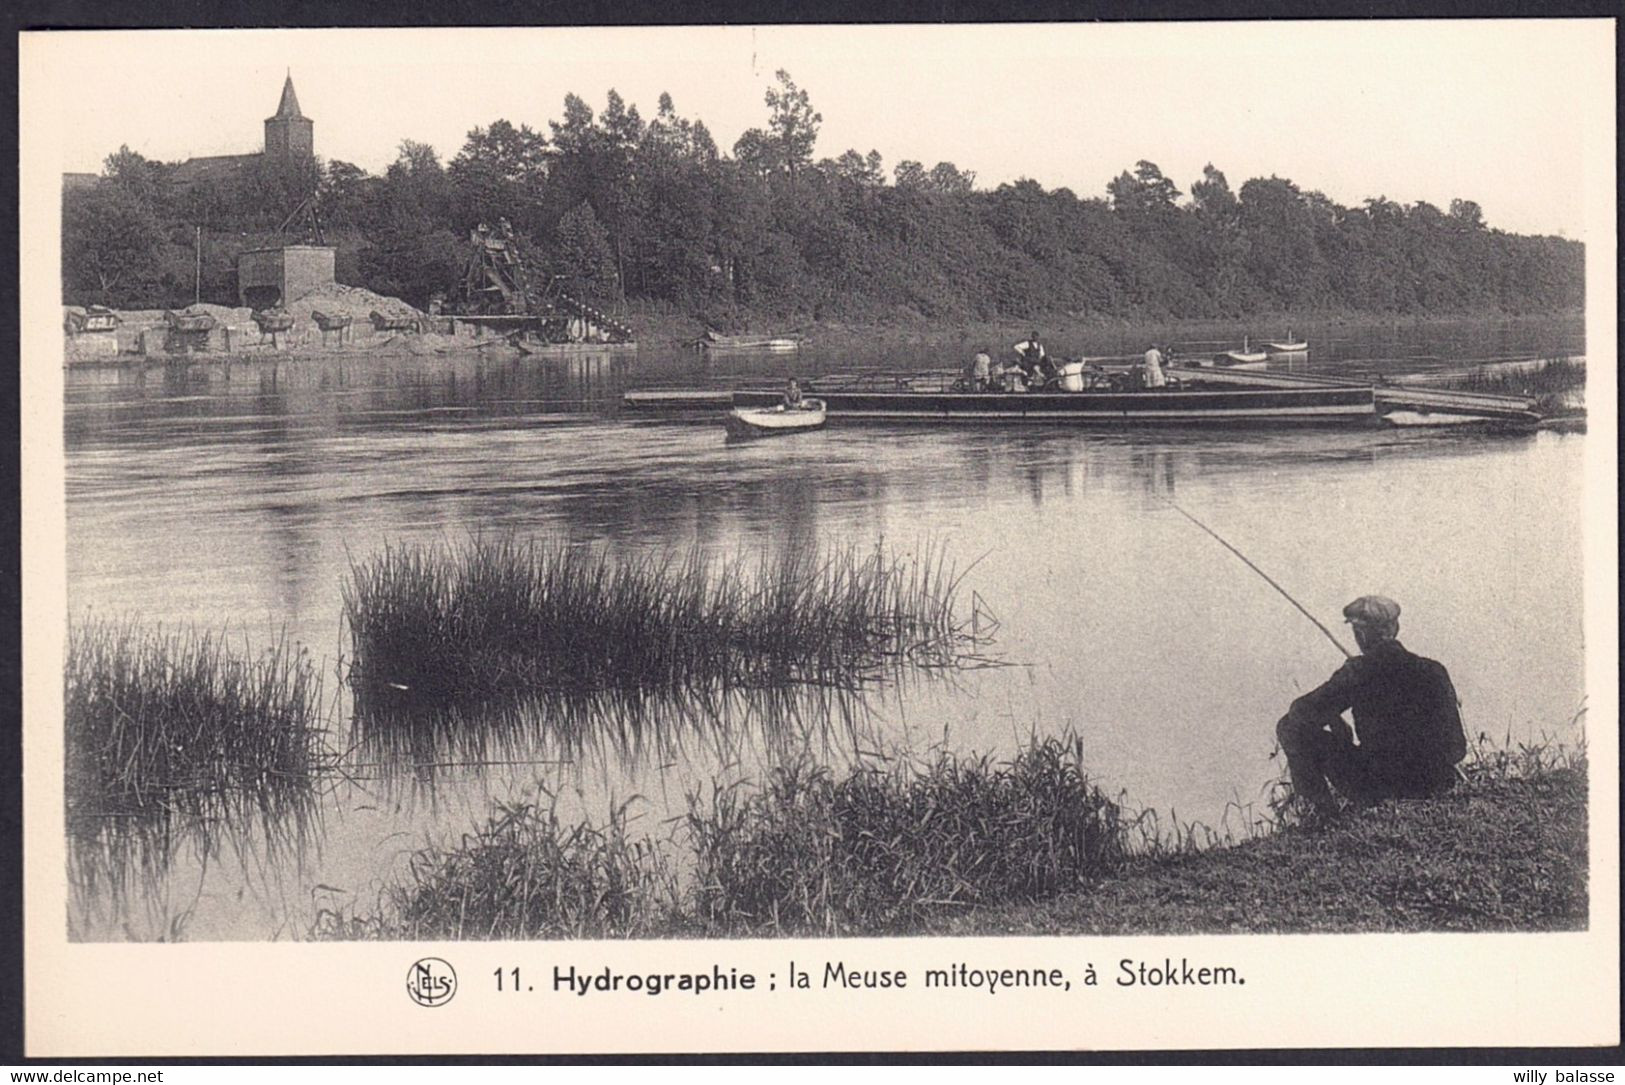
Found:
<box><xmin>781</xmin><ymin>377</ymin><xmax>804</xmax><ymax>410</ymax></box>
<box><xmin>1274</xmin><ymin>595</ymin><xmax>1466</xmax><ymax>821</ymax></box>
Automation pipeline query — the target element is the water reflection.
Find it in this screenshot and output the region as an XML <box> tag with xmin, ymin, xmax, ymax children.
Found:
<box><xmin>347</xmin><ymin>677</ymin><xmax>892</xmax><ymax>796</ymax></box>
<box><xmin>66</xmin><ymin>747</ymin><xmax>332</xmax><ymax>942</ymax></box>
<box><xmin>65</xmin><ymin>352</ymin><xmax>635</xmax><ymax>450</ymax></box>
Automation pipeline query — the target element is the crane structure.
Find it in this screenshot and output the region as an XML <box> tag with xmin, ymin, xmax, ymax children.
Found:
<box><xmin>449</xmin><ymin>220</ymin><xmax>634</xmax><ymax>345</ymax></box>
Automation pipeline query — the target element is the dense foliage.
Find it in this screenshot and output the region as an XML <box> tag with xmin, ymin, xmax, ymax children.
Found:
<box><xmin>63</xmin><ymin>71</ymin><xmax>1584</xmax><ymax>323</ymax></box>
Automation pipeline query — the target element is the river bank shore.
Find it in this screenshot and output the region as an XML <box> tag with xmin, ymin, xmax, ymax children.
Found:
<box><xmin>928</xmin><ymin>767</ymin><xmax>1588</xmax><ymax>937</ymax></box>
<box><xmin>313</xmin><ymin>747</ymin><xmax>1587</xmax><ymax>941</ymax></box>
<box><xmin>625</xmin><ymin>305</ymin><xmax>1587</xmax><ymax>357</ymax></box>
<box><xmin>63</xmin><ymin>299</ymin><xmax>1581</xmax><ymax>369</ymax></box>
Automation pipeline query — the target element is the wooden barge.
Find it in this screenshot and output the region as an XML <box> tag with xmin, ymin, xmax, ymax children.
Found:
<box><xmin>726</xmin><ymin>384</ymin><xmax>1376</xmax><ymax>425</ymax></box>
<box><xmin>1161</xmin><ymin>364</ymin><xmax>1545</xmax><ymax>426</ymax></box>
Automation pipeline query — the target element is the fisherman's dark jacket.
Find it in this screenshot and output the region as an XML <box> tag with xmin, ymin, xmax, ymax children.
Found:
<box><xmin>1294</xmin><ymin>639</ymin><xmax>1467</xmax><ymax>796</ymax></box>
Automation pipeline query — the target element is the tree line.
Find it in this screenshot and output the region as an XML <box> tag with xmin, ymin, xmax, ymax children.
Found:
<box><xmin>62</xmin><ymin>70</ymin><xmax>1584</xmax><ymax>324</ymax></box>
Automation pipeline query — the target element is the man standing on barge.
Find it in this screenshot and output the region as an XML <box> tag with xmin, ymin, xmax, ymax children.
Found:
<box><xmin>1142</xmin><ymin>343</ymin><xmax>1167</xmax><ymax>388</ymax></box>
<box><xmin>1274</xmin><ymin>595</ymin><xmax>1467</xmax><ymax>819</ymax></box>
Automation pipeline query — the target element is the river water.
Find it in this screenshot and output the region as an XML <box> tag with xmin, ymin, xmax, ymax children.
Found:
<box><xmin>62</xmin><ymin>316</ymin><xmax>1589</xmax><ymax>940</ymax></box>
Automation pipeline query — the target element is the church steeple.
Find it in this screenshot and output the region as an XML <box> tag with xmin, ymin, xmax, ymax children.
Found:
<box><xmin>264</xmin><ymin>71</ymin><xmax>314</xmax><ymax>162</ymax></box>
<box><xmin>271</xmin><ymin>72</ymin><xmax>305</xmax><ymax>121</ymax></box>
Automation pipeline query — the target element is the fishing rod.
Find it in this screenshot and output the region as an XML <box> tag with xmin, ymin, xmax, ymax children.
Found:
<box><xmin>1160</xmin><ymin>497</ymin><xmax>1355</xmax><ymax>659</ymax></box>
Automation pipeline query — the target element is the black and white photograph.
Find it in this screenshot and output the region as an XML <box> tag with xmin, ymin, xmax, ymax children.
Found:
<box><xmin>19</xmin><ymin>19</ymin><xmax>1617</xmax><ymax>1056</ymax></box>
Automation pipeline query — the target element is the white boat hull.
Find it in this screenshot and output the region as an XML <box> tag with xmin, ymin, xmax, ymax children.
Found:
<box><xmin>1381</xmin><ymin>411</ymin><xmax>1497</xmax><ymax>427</ymax></box>
<box><xmin>724</xmin><ymin>399</ymin><xmax>827</xmax><ymax>437</ymax></box>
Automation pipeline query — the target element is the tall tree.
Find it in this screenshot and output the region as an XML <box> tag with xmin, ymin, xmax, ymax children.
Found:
<box><xmin>62</xmin><ymin>182</ymin><xmax>165</xmax><ymax>304</ymax></box>
<box><xmin>555</xmin><ymin>200</ymin><xmax>619</xmax><ymax>300</ymax></box>
<box><xmin>764</xmin><ymin>69</ymin><xmax>821</xmax><ymax>178</ymax></box>
<box><xmin>448</xmin><ymin>119</ymin><xmax>549</xmax><ymax>232</ymax></box>
<box><xmin>1107</xmin><ymin>160</ymin><xmax>1181</xmax><ymax>216</ymax></box>
<box><xmin>734</xmin><ymin>69</ymin><xmax>822</xmax><ymax>179</ymax></box>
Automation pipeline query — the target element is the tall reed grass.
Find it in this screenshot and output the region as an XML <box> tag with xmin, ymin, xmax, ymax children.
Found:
<box><xmin>325</xmin><ymin>734</ymin><xmax>1129</xmax><ymax>939</ymax></box>
<box><xmin>64</xmin><ymin>616</ymin><xmax>331</xmax><ymax>900</ymax></box>
<box><xmin>689</xmin><ymin>736</ymin><xmax>1127</xmax><ymax>932</ymax></box>
<box><xmin>343</xmin><ymin>536</ymin><xmax>980</xmax><ymax>701</ymax></box>
<box><xmin>1446</xmin><ymin>356</ymin><xmax>1585</xmax><ymax>398</ymax></box>
<box><xmin>382</xmin><ymin>793</ymin><xmax>680</xmax><ymax>939</ymax></box>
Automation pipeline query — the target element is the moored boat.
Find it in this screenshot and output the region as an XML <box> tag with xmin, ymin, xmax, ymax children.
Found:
<box><xmin>697</xmin><ymin>330</ymin><xmax>803</xmax><ymax>353</ymax></box>
<box><xmin>1170</xmin><ymin>352</ymin><xmax>1268</xmax><ymax>372</ymax></box>
<box><xmin>1380</xmin><ymin>410</ymin><xmax>1498</xmax><ymax>427</ymax></box>
<box><xmin>724</xmin><ymin>398</ymin><xmax>827</xmax><ymax>438</ymax></box>
<box><xmin>1214</xmin><ymin>350</ymin><xmax>1269</xmax><ymax>369</ymax></box>
<box><xmin>1264</xmin><ymin>338</ymin><xmax>1310</xmax><ymax>354</ymax></box>
<box><xmin>1214</xmin><ymin>337</ymin><xmax>1268</xmax><ymax>368</ymax></box>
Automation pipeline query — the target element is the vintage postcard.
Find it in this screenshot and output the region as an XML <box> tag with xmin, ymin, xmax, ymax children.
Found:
<box><xmin>19</xmin><ymin>20</ymin><xmax>1618</xmax><ymax>1056</ymax></box>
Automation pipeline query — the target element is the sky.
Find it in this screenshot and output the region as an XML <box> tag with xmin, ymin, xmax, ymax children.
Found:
<box><xmin>24</xmin><ymin>21</ymin><xmax>1612</xmax><ymax>238</ymax></box>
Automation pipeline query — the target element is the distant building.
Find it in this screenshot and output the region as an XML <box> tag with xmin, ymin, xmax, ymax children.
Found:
<box><xmin>262</xmin><ymin>75</ymin><xmax>314</xmax><ymax>163</ymax></box>
<box><xmin>65</xmin><ymin>73</ymin><xmax>315</xmax><ymax>193</ymax></box>
<box><xmin>237</xmin><ymin>244</ymin><xmax>335</xmax><ymax>309</ymax></box>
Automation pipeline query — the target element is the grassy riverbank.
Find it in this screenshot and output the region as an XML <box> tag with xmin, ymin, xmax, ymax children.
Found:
<box><xmin>928</xmin><ymin>767</ymin><xmax>1588</xmax><ymax>936</ymax></box>
<box><xmin>314</xmin><ymin>737</ymin><xmax>1587</xmax><ymax>940</ymax></box>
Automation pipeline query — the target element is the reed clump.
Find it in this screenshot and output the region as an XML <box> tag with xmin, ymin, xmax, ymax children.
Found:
<box><xmin>343</xmin><ymin>536</ymin><xmax>978</xmax><ymax>701</ymax></box>
<box><xmin>688</xmin><ymin>735</ymin><xmax>1128</xmax><ymax>933</ymax></box>
<box><xmin>322</xmin><ymin>735</ymin><xmax>1126</xmax><ymax>939</ymax></box>
<box><xmin>64</xmin><ymin>616</ymin><xmax>331</xmax><ymax>904</ymax></box>
<box><xmin>65</xmin><ymin>616</ymin><xmax>328</xmax><ymax>827</ymax></box>
<box><xmin>382</xmin><ymin>794</ymin><xmax>680</xmax><ymax>939</ymax></box>
<box><xmin>1446</xmin><ymin>356</ymin><xmax>1585</xmax><ymax>398</ymax></box>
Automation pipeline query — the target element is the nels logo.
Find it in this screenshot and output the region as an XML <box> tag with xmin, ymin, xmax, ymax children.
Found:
<box><xmin>406</xmin><ymin>957</ymin><xmax>457</xmax><ymax>1007</ymax></box>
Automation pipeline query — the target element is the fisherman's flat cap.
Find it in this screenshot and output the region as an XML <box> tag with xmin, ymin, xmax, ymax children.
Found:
<box><xmin>1343</xmin><ymin>595</ymin><xmax>1401</xmax><ymax>625</ymax></box>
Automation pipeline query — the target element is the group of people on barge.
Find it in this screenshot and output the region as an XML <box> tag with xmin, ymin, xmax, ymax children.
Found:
<box><xmin>960</xmin><ymin>333</ymin><xmax>1174</xmax><ymax>393</ymax></box>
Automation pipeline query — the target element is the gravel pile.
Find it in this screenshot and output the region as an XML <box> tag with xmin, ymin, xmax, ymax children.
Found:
<box><xmin>288</xmin><ymin>283</ymin><xmax>424</xmax><ymax>327</ymax></box>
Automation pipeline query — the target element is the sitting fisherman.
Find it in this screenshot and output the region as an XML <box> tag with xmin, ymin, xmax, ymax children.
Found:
<box><xmin>1274</xmin><ymin>595</ymin><xmax>1466</xmax><ymax>820</ymax></box>
<box><xmin>782</xmin><ymin>377</ymin><xmax>804</xmax><ymax>409</ymax></box>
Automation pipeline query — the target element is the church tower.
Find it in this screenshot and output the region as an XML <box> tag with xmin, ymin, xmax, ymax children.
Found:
<box><xmin>263</xmin><ymin>73</ymin><xmax>314</xmax><ymax>162</ymax></box>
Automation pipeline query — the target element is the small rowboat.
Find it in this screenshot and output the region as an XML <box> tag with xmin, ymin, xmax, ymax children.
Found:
<box><xmin>724</xmin><ymin>398</ymin><xmax>827</xmax><ymax>438</ymax></box>
<box><xmin>696</xmin><ymin>330</ymin><xmax>803</xmax><ymax>353</ymax></box>
<box><xmin>1214</xmin><ymin>349</ymin><xmax>1269</xmax><ymax>369</ymax></box>
<box><xmin>1381</xmin><ymin>410</ymin><xmax>1499</xmax><ymax>427</ymax></box>
<box><xmin>1264</xmin><ymin>338</ymin><xmax>1310</xmax><ymax>354</ymax></box>
<box><xmin>1214</xmin><ymin>337</ymin><xmax>1268</xmax><ymax>368</ymax></box>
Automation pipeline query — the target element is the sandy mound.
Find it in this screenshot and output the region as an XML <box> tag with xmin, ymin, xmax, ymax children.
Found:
<box><xmin>286</xmin><ymin>283</ymin><xmax>424</xmax><ymax>328</ymax></box>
